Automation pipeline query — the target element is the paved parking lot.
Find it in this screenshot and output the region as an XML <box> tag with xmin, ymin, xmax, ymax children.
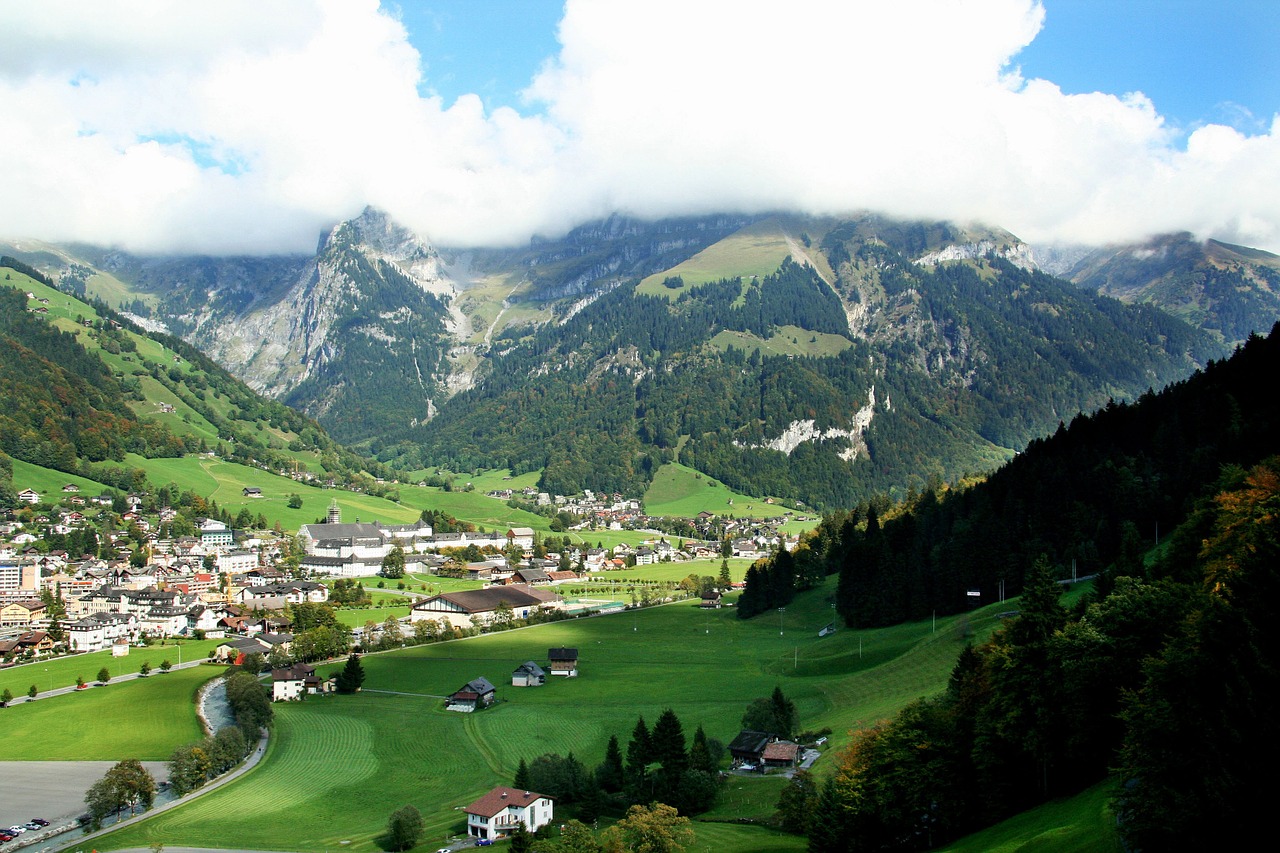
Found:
<box><xmin>0</xmin><ymin>760</ymin><xmax>169</xmax><ymax>837</ymax></box>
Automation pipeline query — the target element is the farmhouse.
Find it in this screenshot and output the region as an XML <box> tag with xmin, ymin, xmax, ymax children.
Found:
<box><xmin>700</xmin><ymin>589</ymin><xmax>723</xmax><ymax>608</ymax></box>
<box><xmin>511</xmin><ymin>661</ymin><xmax>546</xmax><ymax>687</ymax></box>
<box><xmin>272</xmin><ymin>663</ymin><xmax>326</xmax><ymax>701</ymax></box>
<box><xmin>448</xmin><ymin>676</ymin><xmax>497</xmax><ymax>712</ymax></box>
<box><xmin>409</xmin><ymin>585</ymin><xmax>562</xmax><ymax>630</ymax></box>
<box><xmin>464</xmin><ymin>786</ymin><xmax>554</xmax><ymax>841</ymax></box>
<box><xmin>728</xmin><ymin>730</ymin><xmax>772</xmax><ymax>766</ymax></box>
<box><xmin>762</xmin><ymin>740</ymin><xmax>800</xmax><ymax>769</ymax></box>
<box><xmin>548</xmin><ymin>646</ymin><xmax>578</xmax><ymax>677</ymax></box>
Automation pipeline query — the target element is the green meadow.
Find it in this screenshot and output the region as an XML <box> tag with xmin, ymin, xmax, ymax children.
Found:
<box><xmin>8</xmin><ymin>458</ymin><xmax>114</xmax><ymax>499</ymax></box>
<box><xmin>0</xmin><ymin>639</ymin><xmax>222</xmax><ymax>700</ymax></box>
<box><xmin>1</xmin><ymin>664</ymin><xmax>223</xmax><ymax>760</ymax></box>
<box><xmin>636</xmin><ymin>218</ymin><xmax>802</xmax><ymax>298</ymax></box>
<box><xmin>644</xmin><ymin>462</ymin><xmax>794</xmax><ymax>519</ymax></box>
<box><xmin>937</xmin><ymin>779</ymin><xmax>1123</xmax><ymax>853</ymax></box>
<box><xmin>333</xmin><ymin>605</ymin><xmax>413</xmax><ymax>629</ymax></box>
<box><xmin>96</xmin><ymin>578</ymin><xmax>1010</xmax><ymax>852</ymax></box>
<box><xmin>709</xmin><ymin>324</ymin><xmax>854</xmax><ymax>359</ymax></box>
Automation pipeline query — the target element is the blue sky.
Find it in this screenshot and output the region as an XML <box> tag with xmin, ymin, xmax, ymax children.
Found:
<box><xmin>2</xmin><ymin>1</ymin><xmax>1278</xmax><ymax>254</ymax></box>
<box><xmin>401</xmin><ymin>0</ymin><xmax>1279</xmax><ymax>137</ymax></box>
<box><xmin>1018</xmin><ymin>0</ymin><xmax>1280</xmax><ymax>135</ymax></box>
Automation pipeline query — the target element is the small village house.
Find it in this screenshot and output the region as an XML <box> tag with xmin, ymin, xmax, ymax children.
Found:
<box><xmin>464</xmin><ymin>786</ymin><xmax>554</xmax><ymax>841</ymax></box>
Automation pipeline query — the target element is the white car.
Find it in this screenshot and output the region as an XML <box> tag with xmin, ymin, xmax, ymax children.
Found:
<box><xmin>8</xmin><ymin>826</ymin><xmax>26</xmax><ymax>834</ymax></box>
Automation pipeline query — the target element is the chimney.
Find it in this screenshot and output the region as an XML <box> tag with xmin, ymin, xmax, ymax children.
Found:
<box><xmin>501</xmin><ymin>791</ymin><xmax>507</xmax><ymax>798</ymax></box>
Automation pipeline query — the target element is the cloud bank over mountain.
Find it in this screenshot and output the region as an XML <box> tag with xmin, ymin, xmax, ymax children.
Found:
<box><xmin>1</xmin><ymin>0</ymin><xmax>1277</xmax><ymax>254</ymax></box>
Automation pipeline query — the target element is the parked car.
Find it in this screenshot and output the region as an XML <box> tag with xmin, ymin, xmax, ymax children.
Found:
<box><xmin>477</xmin><ymin>841</ymin><xmax>494</xmax><ymax>847</ymax></box>
<box><xmin>29</xmin><ymin>819</ymin><xmax>48</xmax><ymax>827</ymax></box>
<box><xmin>5</xmin><ymin>828</ymin><xmax>23</xmax><ymax>835</ymax></box>
<box><xmin>23</xmin><ymin>823</ymin><xmax>40</xmax><ymax>831</ymax></box>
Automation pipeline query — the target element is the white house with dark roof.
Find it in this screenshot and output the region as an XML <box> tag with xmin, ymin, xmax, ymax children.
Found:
<box><xmin>409</xmin><ymin>585</ymin><xmax>562</xmax><ymax>630</ymax></box>
<box><xmin>464</xmin><ymin>786</ymin><xmax>553</xmax><ymax>841</ymax></box>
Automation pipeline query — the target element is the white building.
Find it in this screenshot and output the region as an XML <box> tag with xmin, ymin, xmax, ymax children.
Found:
<box><xmin>464</xmin><ymin>787</ymin><xmax>553</xmax><ymax>842</ymax></box>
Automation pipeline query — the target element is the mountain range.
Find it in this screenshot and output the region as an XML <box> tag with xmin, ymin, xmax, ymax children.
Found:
<box><xmin>5</xmin><ymin>210</ymin><xmax>1279</xmax><ymax>509</ymax></box>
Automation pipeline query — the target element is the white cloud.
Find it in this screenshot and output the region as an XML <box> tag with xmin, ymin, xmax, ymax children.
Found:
<box><xmin>0</xmin><ymin>0</ymin><xmax>1276</xmax><ymax>254</ymax></box>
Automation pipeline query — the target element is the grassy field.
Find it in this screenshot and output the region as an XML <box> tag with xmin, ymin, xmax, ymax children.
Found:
<box><xmin>636</xmin><ymin>218</ymin><xmax>797</xmax><ymax>298</ymax></box>
<box><xmin>0</xmin><ymin>664</ymin><xmax>223</xmax><ymax>760</ymax></box>
<box><xmin>96</xmin><ymin>577</ymin><xmax>1013</xmax><ymax>852</ymax></box>
<box><xmin>0</xmin><ymin>639</ymin><xmax>222</xmax><ymax>699</ymax></box>
<box><xmin>644</xmin><ymin>462</ymin><xmax>796</xmax><ymax>519</ymax></box>
<box><xmin>938</xmin><ymin>779</ymin><xmax>1123</xmax><ymax>852</ymax></box>
<box><xmin>334</xmin><ymin>605</ymin><xmax>414</xmax><ymax>629</ymax></box>
<box><xmin>8</xmin><ymin>458</ymin><xmax>114</xmax><ymax>499</ymax></box>
<box><xmin>709</xmin><ymin>324</ymin><xmax>854</xmax><ymax>359</ymax></box>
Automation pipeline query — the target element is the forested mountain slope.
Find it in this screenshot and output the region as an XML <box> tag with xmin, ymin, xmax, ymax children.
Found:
<box><xmin>0</xmin><ymin>256</ymin><xmax>384</xmax><ymax>494</ymax></box>
<box><xmin>8</xmin><ymin>212</ymin><xmax>1263</xmax><ymax>510</ymax></box>
<box><xmin>387</xmin><ymin>215</ymin><xmax>1222</xmax><ymax>508</ymax></box>
<box><xmin>780</xmin><ymin>323</ymin><xmax>1280</xmax><ymax>849</ymax></box>
<box><xmin>1066</xmin><ymin>232</ymin><xmax>1280</xmax><ymax>345</ymax></box>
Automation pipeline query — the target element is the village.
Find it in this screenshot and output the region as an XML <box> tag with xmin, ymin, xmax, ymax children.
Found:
<box><xmin>1</xmin><ymin>482</ymin><xmax>803</xmax><ymax>669</ymax></box>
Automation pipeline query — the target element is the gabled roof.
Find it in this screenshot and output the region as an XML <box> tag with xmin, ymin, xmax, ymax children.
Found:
<box><xmin>465</xmin><ymin>786</ymin><xmax>549</xmax><ymax>818</ymax></box>
<box><xmin>413</xmin><ymin>585</ymin><xmax>551</xmax><ymax>614</ymax></box>
<box><xmin>462</xmin><ymin>676</ymin><xmax>496</xmax><ymax>695</ymax></box>
<box><xmin>548</xmin><ymin>646</ymin><xmax>578</xmax><ymax>661</ymax></box>
<box><xmin>514</xmin><ymin>661</ymin><xmax>546</xmax><ymax>677</ymax></box>
<box><xmin>728</xmin><ymin>730</ymin><xmax>772</xmax><ymax>754</ymax></box>
<box><xmin>762</xmin><ymin>741</ymin><xmax>799</xmax><ymax>762</ymax></box>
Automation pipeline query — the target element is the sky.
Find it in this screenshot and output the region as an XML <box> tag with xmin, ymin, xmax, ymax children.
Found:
<box><xmin>0</xmin><ymin>0</ymin><xmax>1277</xmax><ymax>255</ymax></box>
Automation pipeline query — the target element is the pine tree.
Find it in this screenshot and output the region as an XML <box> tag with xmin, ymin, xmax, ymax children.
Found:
<box><xmin>513</xmin><ymin>757</ymin><xmax>531</xmax><ymax>791</ymax></box>
<box><xmin>597</xmin><ymin>734</ymin><xmax>626</xmax><ymax>792</ymax></box>
<box><xmin>335</xmin><ymin>653</ymin><xmax>365</xmax><ymax>693</ymax></box>
<box><xmin>688</xmin><ymin>725</ymin><xmax>715</xmax><ymax>774</ymax></box>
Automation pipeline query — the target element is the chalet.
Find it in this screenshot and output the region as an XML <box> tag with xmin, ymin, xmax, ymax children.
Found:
<box><xmin>548</xmin><ymin>646</ymin><xmax>578</xmax><ymax>677</ymax></box>
<box><xmin>464</xmin><ymin>786</ymin><xmax>554</xmax><ymax>841</ymax></box>
<box><xmin>511</xmin><ymin>661</ymin><xmax>546</xmax><ymax>687</ymax></box>
<box><xmin>17</xmin><ymin>489</ymin><xmax>41</xmax><ymax>505</ymax></box>
<box><xmin>762</xmin><ymin>740</ymin><xmax>800</xmax><ymax>769</ymax></box>
<box><xmin>214</xmin><ymin>636</ymin><xmax>272</xmax><ymax>665</ymax></box>
<box><xmin>447</xmin><ymin>676</ymin><xmax>497</xmax><ymax>712</ymax></box>
<box><xmin>272</xmin><ymin>663</ymin><xmax>326</xmax><ymax>701</ymax></box>
<box><xmin>511</xmin><ymin>566</ymin><xmax>551</xmax><ymax>585</ymax></box>
<box><xmin>242</xmin><ymin>487</ymin><xmax>263</xmax><ymax>498</ymax></box>
<box><xmin>700</xmin><ymin>590</ymin><xmax>723</xmax><ymax>609</ymax></box>
<box><xmin>728</xmin><ymin>730</ymin><xmax>772</xmax><ymax>766</ymax></box>
<box><xmin>0</xmin><ymin>630</ymin><xmax>54</xmax><ymax>656</ymax></box>
<box><xmin>61</xmin><ymin>483</ymin><xmax>80</xmax><ymax>493</ymax></box>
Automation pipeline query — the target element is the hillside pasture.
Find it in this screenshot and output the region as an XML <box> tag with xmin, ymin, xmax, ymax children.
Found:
<box><xmin>96</xmin><ymin>578</ymin><xmax>1008</xmax><ymax>852</ymax></box>
<box><xmin>938</xmin><ymin>779</ymin><xmax>1123</xmax><ymax>852</ymax></box>
<box><xmin>8</xmin><ymin>458</ymin><xmax>114</xmax><ymax>501</ymax></box>
<box><xmin>644</xmin><ymin>462</ymin><xmax>794</xmax><ymax>519</ymax></box>
<box><xmin>636</xmin><ymin>218</ymin><xmax>796</xmax><ymax>298</ymax></box>
<box><xmin>709</xmin><ymin>324</ymin><xmax>854</xmax><ymax>359</ymax></box>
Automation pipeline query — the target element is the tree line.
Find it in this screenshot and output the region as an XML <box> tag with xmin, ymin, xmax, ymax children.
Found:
<box><xmin>784</xmin><ymin>454</ymin><xmax>1280</xmax><ymax>851</ymax></box>
<box><xmin>734</xmin><ymin>323</ymin><xmax>1280</xmax><ymax>629</ymax></box>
